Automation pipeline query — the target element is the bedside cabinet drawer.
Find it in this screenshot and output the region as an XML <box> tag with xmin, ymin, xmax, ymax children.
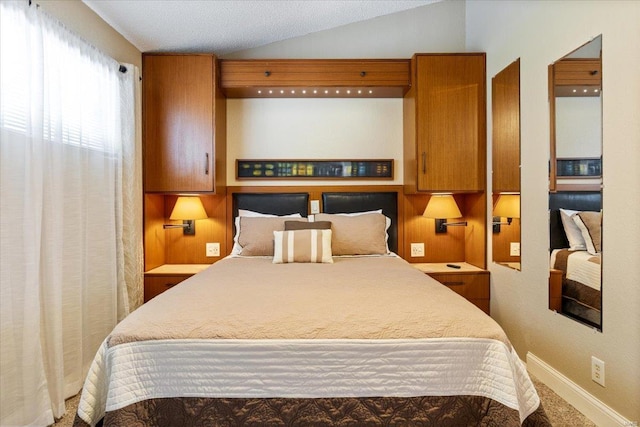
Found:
<box><xmin>427</xmin><ymin>272</ymin><xmax>490</xmax><ymax>314</ymax></box>
<box><xmin>144</xmin><ymin>275</ymin><xmax>192</xmax><ymax>302</ymax></box>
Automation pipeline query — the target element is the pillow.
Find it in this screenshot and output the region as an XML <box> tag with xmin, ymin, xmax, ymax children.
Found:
<box><xmin>573</xmin><ymin>211</ymin><xmax>602</xmax><ymax>255</ymax></box>
<box><xmin>285</xmin><ymin>220</ymin><xmax>332</xmax><ymax>230</ymax></box>
<box><xmin>319</xmin><ymin>209</ymin><xmax>392</xmax><ymax>253</ymax></box>
<box><xmin>231</xmin><ymin>210</ymin><xmax>303</xmax><ymax>255</ymax></box>
<box><xmin>238</xmin><ymin>216</ymin><xmax>307</xmax><ymax>256</ymax></box>
<box><xmin>559</xmin><ymin>208</ymin><xmax>587</xmax><ymax>251</ymax></box>
<box><xmin>273</xmin><ymin>229</ymin><xmax>333</xmax><ymax>264</ymax></box>
<box><xmin>314</xmin><ymin>212</ymin><xmax>387</xmax><ymax>255</ymax></box>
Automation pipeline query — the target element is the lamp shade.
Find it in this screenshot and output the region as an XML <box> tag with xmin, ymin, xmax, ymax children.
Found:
<box><xmin>493</xmin><ymin>194</ymin><xmax>520</xmax><ymax>219</ymax></box>
<box><xmin>423</xmin><ymin>194</ymin><xmax>462</xmax><ymax>219</ymax></box>
<box><xmin>170</xmin><ymin>196</ymin><xmax>208</xmax><ymax>220</ymax></box>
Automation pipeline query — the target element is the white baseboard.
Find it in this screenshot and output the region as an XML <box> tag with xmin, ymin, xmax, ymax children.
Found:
<box><xmin>527</xmin><ymin>352</ymin><xmax>633</xmax><ymax>427</ymax></box>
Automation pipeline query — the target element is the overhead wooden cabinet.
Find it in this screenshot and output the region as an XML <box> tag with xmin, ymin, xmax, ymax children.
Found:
<box><xmin>143</xmin><ymin>54</ymin><xmax>226</xmax><ymax>193</ymax></box>
<box><xmin>553</xmin><ymin>58</ymin><xmax>601</xmax><ymax>87</ymax></box>
<box><xmin>221</xmin><ymin>59</ymin><xmax>411</xmax><ymax>98</ymax></box>
<box><xmin>403</xmin><ymin>54</ymin><xmax>486</xmax><ymax>193</ymax></box>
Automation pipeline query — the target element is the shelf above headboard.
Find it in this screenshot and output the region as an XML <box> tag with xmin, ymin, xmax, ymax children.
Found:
<box><xmin>220</xmin><ymin>59</ymin><xmax>411</xmax><ymax>98</ymax></box>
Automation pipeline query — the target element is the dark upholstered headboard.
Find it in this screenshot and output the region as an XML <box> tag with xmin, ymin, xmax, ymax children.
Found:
<box><xmin>322</xmin><ymin>192</ymin><xmax>398</xmax><ymax>253</ymax></box>
<box><xmin>549</xmin><ymin>191</ymin><xmax>601</xmax><ymax>250</ymax></box>
<box><xmin>232</xmin><ymin>193</ymin><xmax>309</xmax><ymax>218</ymax></box>
<box><xmin>232</xmin><ymin>193</ymin><xmax>309</xmax><ymax>236</ymax></box>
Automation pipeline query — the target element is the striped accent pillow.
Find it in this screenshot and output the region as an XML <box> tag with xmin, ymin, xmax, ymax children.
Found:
<box><xmin>273</xmin><ymin>229</ymin><xmax>333</xmax><ymax>264</ymax></box>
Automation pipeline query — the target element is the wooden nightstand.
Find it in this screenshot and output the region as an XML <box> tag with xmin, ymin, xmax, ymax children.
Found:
<box><xmin>549</xmin><ymin>269</ymin><xmax>563</xmax><ymax>312</ymax></box>
<box><xmin>144</xmin><ymin>264</ymin><xmax>211</xmax><ymax>302</ymax></box>
<box><xmin>412</xmin><ymin>263</ymin><xmax>490</xmax><ymax>315</ymax></box>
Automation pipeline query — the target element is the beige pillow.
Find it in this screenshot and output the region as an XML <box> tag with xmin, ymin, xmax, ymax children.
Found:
<box><xmin>573</xmin><ymin>211</ymin><xmax>602</xmax><ymax>255</ymax></box>
<box><xmin>273</xmin><ymin>229</ymin><xmax>333</xmax><ymax>264</ymax></box>
<box><xmin>238</xmin><ymin>217</ymin><xmax>307</xmax><ymax>256</ymax></box>
<box><xmin>284</xmin><ymin>220</ymin><xmax>332</xmax><ymax>230</ymax></box>
<box><xmin>314</xmin><ymin>212</ymin><xmax>387</xmax><ymax>255</ymax></box>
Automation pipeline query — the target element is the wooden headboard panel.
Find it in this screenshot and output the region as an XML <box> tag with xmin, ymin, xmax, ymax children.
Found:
<box><xmin>549</xmin><ymin>191</ymin><xmax>601</xmax><ymax>250</ymax></box>
<box><xmin>322</xmin><ymin>192</ymin><xmax>398</xmax><ymax>253</ymax></box>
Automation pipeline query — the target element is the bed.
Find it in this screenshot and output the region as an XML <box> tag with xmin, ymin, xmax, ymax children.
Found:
<box><xmin>74</xmin><ymin>191</ymin><xmax>550</xmax><ymax>426</ymax></box>
<box><xmin>549</xmin><ymin>191</ymin><xmax>602</xmax><ymax>328</ymax></box>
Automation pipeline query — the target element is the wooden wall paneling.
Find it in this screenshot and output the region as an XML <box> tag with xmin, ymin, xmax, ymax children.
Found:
<box><xmin>492</xmin><ymin>59</ymin><xmax>521</xmax><ymax>193</ymax></box>
<box><xmin>462</xmin><ymin>192</ymin><xmax>487</xmax><ymax>269</ymax></box>
<box><xmin>164</xmin><ymin>194</ymin><xmax>227</xmax><ymax>264</ymax></box>
<box><xmin>403</xmin><ymin>193</ymin><xmax>465</xmax><ymax>263</ymax></box>
<box><xmin>402</xmin><ymin>60</ymin><xmax>418</xmax><ymax>194</ymax></box>
<box><xmin>492</xmin><ymin>218</ymin><xmax>521</xmax><ymax>263</ymax></box>
<box><xmin>144</xmin><ymin>193</ymin><xmax>166</xmax><ymax>271</ymax></box>
<box><xmin>213</xmin><ymin>59</ymin><xmax>227</xmax><ymax>193</ymax></box>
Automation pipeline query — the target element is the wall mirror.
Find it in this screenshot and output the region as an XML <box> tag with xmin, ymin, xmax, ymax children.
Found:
<box><xmin>548</xmin><ymin>36</ymin><xmax>603</xmax><ymax>330</ymax></box>
<box><xmin>492</xmin><ymin>59</ymin><xmax>521</xmax><ymax>271</ymax></box>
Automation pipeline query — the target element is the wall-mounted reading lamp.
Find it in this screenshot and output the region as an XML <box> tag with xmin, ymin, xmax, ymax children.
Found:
<box><xmin>423</xmin><ymin>194</ymin><xmax>467</xmax><ymax>234</ymax></box>
<box><xmin>492</xmin><ymin>193</ymin><xmax>520</xmax><ymax>233</ymax></box>
<box><xmin>163</xmin><ymin>196</ymin><xmax>208</xmax><ymax>235</ymax></box>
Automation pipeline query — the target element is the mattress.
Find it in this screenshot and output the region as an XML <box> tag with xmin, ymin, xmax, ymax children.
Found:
<box><xmin>75</xmin><ymin>255</ymin><xmax>547</xmax><ymax>426</ymax></box>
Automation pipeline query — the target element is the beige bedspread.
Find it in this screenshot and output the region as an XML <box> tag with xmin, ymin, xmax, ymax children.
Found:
<box><xmin>111</xmin><ymin>256</ymin><xmax>507</xmax><ymax>346</ymax></box>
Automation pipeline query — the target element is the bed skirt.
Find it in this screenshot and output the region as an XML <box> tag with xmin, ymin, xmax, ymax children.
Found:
<box><xmin>73</xmin><ymin>395</ymin><xmax>550</xmax><ymax>427</ymax></box>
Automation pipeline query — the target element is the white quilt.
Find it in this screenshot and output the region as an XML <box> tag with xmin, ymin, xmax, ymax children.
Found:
<box><xmin>77</xmin><ymin>336</ymin><xmax>540</xmax><ymax>426</ymax></box>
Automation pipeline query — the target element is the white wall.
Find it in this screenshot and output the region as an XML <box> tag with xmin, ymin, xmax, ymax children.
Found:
<box><xmin>224</xmin><ymin>0</ymin><xmax>465</xmax><ymax>186</ymax></box>
<box><xmin>556</xmin><ymin>97</ymin><xmax>602</xmax><ymax>158</ymax></box>
<box><xmin>39</xmin><ymin>0</ymin><xmax>141</xmax><ymax>69</ymax></box>
<box><xmin>227</xmin><ymin>98</ymin><xmax>403</xmax><ymax>185</ymax></box>
<box><xmin>467</xmin><ymin>0</ymin><xmax>640</xmax><ymax>421</ymax></box>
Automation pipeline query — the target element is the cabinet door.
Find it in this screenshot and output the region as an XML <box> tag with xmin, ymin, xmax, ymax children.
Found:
<box><xmin>144</xmin><ymin>55</ymin><xmax>214</xmax><ymax>192</ymax></box>
<box><xmin>416</xmin><ymin>55</ymin><xmax>485</xmax><ymax>192</ymax></box>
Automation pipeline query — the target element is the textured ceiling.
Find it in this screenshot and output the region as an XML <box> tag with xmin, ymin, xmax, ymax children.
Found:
<box><xmin>82</xmin><ymin>0</ymin><xmax>439</xmax><ymax>55</ymax></box>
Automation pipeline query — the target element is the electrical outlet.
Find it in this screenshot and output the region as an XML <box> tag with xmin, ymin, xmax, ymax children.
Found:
<box><xmin>206</xmin><ymin>242</ymin><xmax>220</xmax><ymax>257</ymax></box>
<box><xmin>410</xmin><ymin>243</ymin><xmax>425</xmax><ymax>257</ymax></box>
<box><xmin>591</xmin><ymin>356</ymin><xmax>605</xmax><ymax>387</ymax></box>
<box><xmin>310</xmin><ymin>200</ymin><xmax>320</xmax><ymax>214</ymax></box>
<box><xmin>510</xmin><ymin>242</ymin><xmax>520</xmax><ymax>256</ymax></box>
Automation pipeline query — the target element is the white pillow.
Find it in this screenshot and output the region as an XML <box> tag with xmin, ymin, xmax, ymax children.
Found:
<box><xmin>559</xmin><ymin>208</ymin><xmax>587</xmax><ymax>251</ymax></box>
<box><xmin>232</xmin><ymin>209</ymin><xmax>302</xmax><ymax>255</ymax></box>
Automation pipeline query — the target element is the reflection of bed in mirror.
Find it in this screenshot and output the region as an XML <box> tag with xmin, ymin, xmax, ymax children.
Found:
<box><xmin>549</xmin><ymin>191</ymin><xmax>602</xmax><ymax>328</ymax></box>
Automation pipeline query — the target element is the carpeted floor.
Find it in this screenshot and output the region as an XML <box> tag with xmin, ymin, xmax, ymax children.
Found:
<box><xmin>51</xmin><ymin>374</ymin><xmax>596</xmax><ymax>427</ymax></box>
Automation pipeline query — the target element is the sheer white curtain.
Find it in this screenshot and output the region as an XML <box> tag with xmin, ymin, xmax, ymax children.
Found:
<box><xmin>0</xmin><ymin>2</ymin><xmax>140</xmax><ymax>425</ymax></box>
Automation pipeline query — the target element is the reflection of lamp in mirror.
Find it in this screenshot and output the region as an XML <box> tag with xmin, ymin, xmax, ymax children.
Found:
<box><xmin>163</xmin><ymin>196</ymin><xmax>208</xmax><ymax>235</ymax></box>
<box><xmin>492</xmin><ymin>193</ymin><xmax>520</xmax><ymax>232</ymax></box>
<box><xmin>423</xmin><ymin>194</ymin><xmax>467</xmax><ymax>233</ymax></box>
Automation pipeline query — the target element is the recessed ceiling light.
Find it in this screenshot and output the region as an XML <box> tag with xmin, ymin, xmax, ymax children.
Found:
<box><xmin>269</xmin><ymin>90</ymin><xmax>273</xmax><ymax>94</ymax></box>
